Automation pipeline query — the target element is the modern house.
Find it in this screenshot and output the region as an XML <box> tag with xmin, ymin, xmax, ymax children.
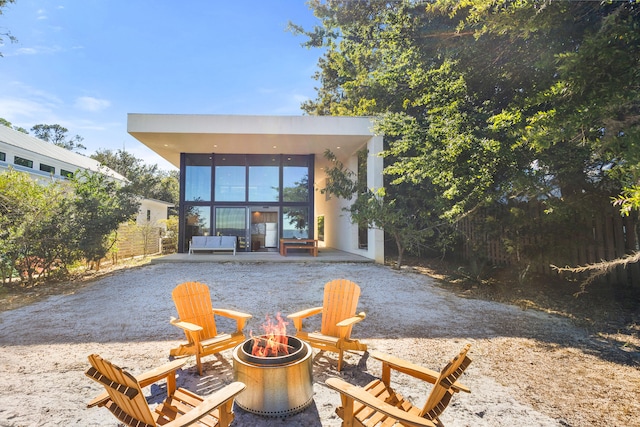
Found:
<box><xmin>0</xmin><ymin>125</ymin><xmax>173</xmax><ymax>229</ymax></box>
<box><xmin>127</xmin><ymin>114</ymin><xmax>385</xmax><ymax>263</ymax></box>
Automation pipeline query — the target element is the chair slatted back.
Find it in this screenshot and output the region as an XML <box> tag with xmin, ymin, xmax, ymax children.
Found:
<box><xmin>172</xmin><ymin>281</ymin><xmax>218</xmax><ymax>340</ymax></box>
<box><xmin>86</xmin><ymin>354</ymin><xmax>156</xmax><ymax>427</ymax></box>
<box><xmin>421</xmin><ymin>344</ymin><xmax>472</xmax><ymax>420</ymax></box>
<box><xmin>321</xmin><ymin>279</ymin><xmax>361</xmax><ymax>338</ymax></box>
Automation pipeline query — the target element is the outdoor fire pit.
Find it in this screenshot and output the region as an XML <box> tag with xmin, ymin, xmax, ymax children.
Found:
<box><xmin>232</xmin><ymin>315</ymin><xmax>313</xmax><ymax>417</ymax></box>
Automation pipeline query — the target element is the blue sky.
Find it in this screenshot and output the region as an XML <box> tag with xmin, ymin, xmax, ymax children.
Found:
<box><xmin>0</xmin><ymin>1</ymin><xmax>323</xmax><ymax>170</ymax></box>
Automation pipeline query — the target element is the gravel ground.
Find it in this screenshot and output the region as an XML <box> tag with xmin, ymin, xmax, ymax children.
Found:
<box><xmin>0</xmin><ymin>261</ymin><xmax>639</xmax><ymax>426</ymax></box>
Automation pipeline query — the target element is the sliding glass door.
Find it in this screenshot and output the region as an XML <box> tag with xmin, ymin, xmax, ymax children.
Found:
<box><xmin>215</xmin><ymin>207</ymin><xmax>248</xmax><ymax>252</ymax></box>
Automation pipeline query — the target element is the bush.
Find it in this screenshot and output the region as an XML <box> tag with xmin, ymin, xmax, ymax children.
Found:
<box><xmin>0</xmin><ymin>168</ymin><xmax>139</xmax><ymax>285</ymax></box>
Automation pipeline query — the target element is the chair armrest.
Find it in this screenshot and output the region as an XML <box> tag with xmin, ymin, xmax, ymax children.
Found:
<box><xmin>213</xmin><ymin>308</ymin><xmax>252</xmax><ymax>331</ymax></box>
<box><xmin>287</xmin><ymin>306</ymin><xmax>323</xmax><ymax>331</ymax></box>
<box><xmin>162</xmin><ymin>382</ymin><xmax>247</xmax><ymax>427</ymax></box>
<box><xmin>371</xmin><ymin>351</ymin><xmax>470</xmax><ymax>393</ymax></box>
<box><xmin>325</xmin><ymin>378</ymin><xmax>436</xmax><ymax>427</ymax></box>
<box><xmin>136</xmin><ymin>358</ymin><xmax>187</xmax><ymax>387</ymax></box>
<box><xmin>213</xmin><ymin>308</ymin><xmax>252</xmax><ymax>320</ymax></box>
<box><xmin>335</xmin><ymin>312</ymin><xmax>366</xmax><ymax>339</ymax></box>
<box><xmin>288</xmin><ymin>306</ymin><xmax>323</xmax><ymax>319</ymax></box>
<box><xmin>88</xmin><ymin>359</ymin><xmax>188</xmax><ymax>409</ymax></box>
<box><xmin>336</xmin><ymin>312</ymin><xmax>366</xmax><ymax>328</ymax></box>
<box><xmin>170</xmin><ymin>317</ymin><xmax>203</xmax><ymax>333</ymax></box>
<box><xmin>87</xmin><ymin>393</ymin><xmax>110</xmax><ymax>408</ymax></box>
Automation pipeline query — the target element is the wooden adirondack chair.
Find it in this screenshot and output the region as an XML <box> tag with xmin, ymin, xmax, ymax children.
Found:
<box><xmin>169</xmin><ymin>281</ymin><xmax>252</xmax><ymax>375</ymax></box>
<box><xmin>287</xmin><ymin>279</ymin><xmax>367</xmax><ymax>371</ymax></box>
<box><xmin>325</xmin><ymin>344</ymin><xmax>472</xmax><ymax>427</ymax></box>
<box><xmin>85</xmin><ymin>354</ymin><xmax>245</xmax><ymax>427</ymax></box>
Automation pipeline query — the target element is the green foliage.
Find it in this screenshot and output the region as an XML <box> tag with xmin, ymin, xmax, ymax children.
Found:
<box><xmin>0</xmin><ymin>168</ymin><xmax>140</xmax><ymax>284</ymax></box>
<box><xmin>0</xmin><ymin>118</ymin><xmax>27</xmax><ymax>133</ymax></box>
<box><xmin>322</xmin><ymin>150</ymin><xmax>439</xmax><ymax>269</ymax></box>
<box><xmin>0</xmin><ymin>0</ymin><xmax>16</xmax><ymax>57</ymax></box>
<box><xmin>160</xmin><ymin>215</ymin><xmax>179</xmax><ymax>253</ymax></box>
<box><xmin>282</xmin><ymin>173</ymin><xmax>310</xmax><ymax>203</ymax></box>
<box><xmin>91</xmin><ymin>148</ymin><xmax>179</xmax><ymax>205</ymax></box>
<box><xmin>320</xmin><ymin>149</ymin><xmax>358</xmax><ymax>199</ymax></box>
<box><xmin>0</xmin><ymin>169</ymin><xmax>72</xmax><ymax>283</ymax></box>
<box><xmin>68</xmin><ymin>170</ymin><xmax>139</xmax><ymax>264</ymax></box>
<box><xmin>31</xmin><ymin>124</ymin><xmax>87</xmax><ymax>152</ymax></box>
<box><xmin>352</xmin><ymin>188</ymin><xmax>435</xmax><ymax>269</ymax></box>
<box><xmin>299</xmin><ymin>0</ymin><xmax>640</xmax><ymax>279</ymax></box>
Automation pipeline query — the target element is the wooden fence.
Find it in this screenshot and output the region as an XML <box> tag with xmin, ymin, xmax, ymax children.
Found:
<box><xmin>111</xmin><ymin>223</ymin><xmax>162</xmax><ymax>261</ymax></box>
<box><xmin>458</xmin><ymin>202</ymin><xmax>640</xmax><ymax>287</ymax></box>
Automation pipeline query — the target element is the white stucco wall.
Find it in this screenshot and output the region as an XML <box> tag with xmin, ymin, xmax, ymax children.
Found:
<box><xmin>367</xmin><ymin>136</ymin><xmax>385</xmax><ymax>264</ymax></box>
<box><xmin>314</xmin><ymin>135</ymin><xmax>385</xmax><ymax>263</ymax></box>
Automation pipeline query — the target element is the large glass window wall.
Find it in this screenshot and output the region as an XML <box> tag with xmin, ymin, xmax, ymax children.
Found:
<box><xmin>214</xmin><ymin>155</ymin><xmax>246</xmax><ymax>201</ymax></box>
<box><xmin>283</xmin><ymin>156</ymin><xmax>309</xmax><ymax>202</ymax></box>
<box><xmin>180</xmin><ymin>153</ymin><xmax>313</xmax><ymax>252</ymax></box>
<box><xmin>283</xmin><ymin>206</ymin><xmax>309</xmax><ymax>238</ymax></box>
<box><xmin>248</xmin><ymin>155</ymin><xmax>280</xmax><ymax>202</ymax></box>
<box><xmin>183</xmin><ymin>205</ymin><xmax>211</xmax><ymax>249</ymax></box>
<box><xmin>185</xmin><ymin>154</ymin><xmax>211</xmax><ymax>202</ymax></box>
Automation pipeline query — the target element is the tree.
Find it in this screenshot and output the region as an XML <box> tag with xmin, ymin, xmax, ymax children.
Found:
<box><xmin>0</xmin><ymin>0</ymin><xmax>16</xmax><ymax>57</ymax></box>
<box><xmin>0</xmin><ymin>169</ymin><xmax>75</xmax><ymax>283</ymax></box>
<box><xmin>68</xmin><ymin>170</ymin><xmax>139</xmax><ymax>268</ymax></box>
<box><xmin>91</xmin><ymin>148</ymin><xmax>179</xmax><ymax>205</ymax></box>
<box><xmin>159</xmin><ymin>215</ymin><xmax>179</xmax><ymax>253</ymax></box>
<box><xmin>31</xmin><ymin>124</ymin><xmax>86</xmax><ymax>152</ymax></box>
<box><xmin>322</xmin><ymin>150</ymin><xmax>439</xmax><ymax>269</ymax></box>
<box><xmin>298</xmin><ymin>1</ymin><xmax>640</xmax><ymax>283</ymax></box>
<box><xmin>0</xmin><ymin>118</ymin><xmax>27</xmax><ymax>133</ymax></box>
<box><xmin>0</xmin><ymin>168</ymin><xmax>140</xmax><ymax>282</ymax></box>
<box><xmin>296</xmin><ymin>1</ymin><xmax>498</xmax><ymax>263</ymax></box>
<box><xmin>435</xmin><ymin>0</ymin><xmax>640</xmax><ymax>283</ymax></box>
<box><xmin>155</xmin><ymin>170</ymin><xmax>180</xmax><ymax>206</ymax></box>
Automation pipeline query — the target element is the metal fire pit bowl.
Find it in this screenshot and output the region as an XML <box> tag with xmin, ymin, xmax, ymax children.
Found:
<box><xmin>232</xmin><ymin>335</ymin><xmax>314</xmax><ymax>417</ymax></box>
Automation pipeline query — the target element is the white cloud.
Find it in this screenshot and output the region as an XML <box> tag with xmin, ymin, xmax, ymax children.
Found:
<box><xmin>7</xmin><ymin>45</ymin><xmax>63</xmax><ymax>56</ymax></box>
<box><xmin>0</xmin><ymin>82</ymin><xmax>63</xmax><ymax>124</ymax></box>
<box><xmin>15</xmin><ymin>47</ymin><xmax>38</xmax><ymax>55</ymax></box>
<box><xmin>75</xmin><ymin>96</ymin><xmax>111</xmax><ymax>112</ymax></box>
<box><xmin>73</xmin><ymin>119</ymin><xmax>121</xmax><ymax>132</ymax></box>
<box><xmin>0</xmin><ymin>97</ymin><xmax>51</xmax><ymax>120</ymax></box>
<box><xmin>36</xmin><ymin>9</ymin><xmax>48</xmax><ymax>20</ymax></box>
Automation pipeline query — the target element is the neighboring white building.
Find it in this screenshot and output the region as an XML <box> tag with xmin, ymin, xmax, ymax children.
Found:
<box><xmin>0</xmin><ymin>125</ymin><xmax>172</xmax><ymax>228</ymax></box>
<box><xmin>138</xmin><ymin>198</ymin><xmax>174</xmax><ymax>230</ymax></box>
<box><xmin>0</xmin><ymin>124</ymin><xmax>127</xmax><ymax>182</ymax></box>
<box><xmin>127</xmin><ymin>114</ymin><xmax>385</xmax><ymax>263</ymax></box>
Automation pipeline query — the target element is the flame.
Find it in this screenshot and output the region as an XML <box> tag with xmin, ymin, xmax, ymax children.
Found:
<box><xmin>250</xmin><ymin>313</ymin><xmax>290</xmax><ymax>357</ymax></box>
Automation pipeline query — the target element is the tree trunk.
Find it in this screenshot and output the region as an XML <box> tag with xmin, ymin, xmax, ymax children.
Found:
<box><xmin>394</xmin><ymin>233</ymin><xmax>404</xmax><ymax>270</ymax></box>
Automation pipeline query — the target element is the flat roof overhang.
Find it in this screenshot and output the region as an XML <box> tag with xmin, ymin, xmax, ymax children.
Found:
<box><xmin>127</xmin><ymin>114</ymin><xmax>377</xmax><ymax>169</ymax></box>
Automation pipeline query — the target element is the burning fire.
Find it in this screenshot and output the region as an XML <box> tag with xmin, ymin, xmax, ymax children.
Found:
<box><xmin>251</xmin><ymin>313</ymin><xmax>290</xmax><ymax>357</ymax></box>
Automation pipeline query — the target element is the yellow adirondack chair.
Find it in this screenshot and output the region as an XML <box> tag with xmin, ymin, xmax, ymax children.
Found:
<box><xmin>287</xmin><ymin>279</ymin><xmax>367</xmax><ymax>371</ymax></box>
<box><xmin>85</xmin><ymin>354</ymin><xmax>245</xmax><ymax>427</ymax></box>
<box><xmin>169</xmin><ymin>281</ymin><xmax>252</xmax><ymax>375</ymax></box>
<box><xmin>326</xmin><ymin>344</ymin><xmax>472</xmax><ymax>427</ymax></box>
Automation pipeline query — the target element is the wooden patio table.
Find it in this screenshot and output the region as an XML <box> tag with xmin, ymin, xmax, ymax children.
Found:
<box><xmin>279</xmin><ymin>238</ymin><xmax>318</xmax><ymax>256</ymax></box>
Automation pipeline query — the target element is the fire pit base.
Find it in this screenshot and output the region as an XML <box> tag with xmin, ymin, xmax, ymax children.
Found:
<box><xmin>232</xmin><ymin>336</ymin><xmax>314</xmax><ymax>417</ymax></box>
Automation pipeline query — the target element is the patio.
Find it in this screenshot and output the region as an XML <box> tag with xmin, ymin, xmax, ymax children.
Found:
<box><xmin>154</xmin><ymin>247</ymin><xmax>374</xmax><ymax>264</ymax></box>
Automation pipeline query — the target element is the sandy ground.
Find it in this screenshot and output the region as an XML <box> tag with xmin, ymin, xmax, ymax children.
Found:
<box><xmin>1</xmin><ymin>261</ymin><xmax>639</xmax><ymax>427</ymax></box>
